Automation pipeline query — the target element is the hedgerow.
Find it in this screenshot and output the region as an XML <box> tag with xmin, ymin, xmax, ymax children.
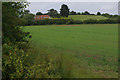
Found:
<box><xmin>31</xmin><ymin>18</ymin><xmax>118</xmax><ymax>25</ymax></box>
<box><xmin>33</xmin><ymin>18</ymin><xmax>73</xmax><ymax>25</ymax></box>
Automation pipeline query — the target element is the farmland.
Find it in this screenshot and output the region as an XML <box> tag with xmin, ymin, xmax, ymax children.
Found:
<box><xmin>24</xmin><ymin>24</ymin><xmax>118</xmax><ymax>78</ymax></box>
<box><xmin>68</xmin><ymin>15</ymin><xmax>108</xmax><ymax>21</ymax></box>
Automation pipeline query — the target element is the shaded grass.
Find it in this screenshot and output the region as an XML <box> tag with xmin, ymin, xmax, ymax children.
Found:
<box><xmin>24</xmin><ymin>24</ymin><xmax>118</xmax><ymax>78</ymax></box>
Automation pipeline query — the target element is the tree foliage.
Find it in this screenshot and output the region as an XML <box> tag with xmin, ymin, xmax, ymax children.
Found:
<box><xmin>47</xmin><ymin>9</ymin><xmax>60</xmax><ymax>18</ymax></box>
<box><xmin>21</xmin><ymin>10</ymin><xmax>30</xmax><ymax>18</ymax></box>
<box><xmin>69</xmin><ymin>11</ymin><xmax>76</xmax><ymax>15</ymax></box>
<box><xmin>60</xmin><ymin>4</ymin><xmax>69</xmax><ymax>17</ymax></box>
<box><xmin>36</xmin><ymin>12</ymin><xmax>43</xmax><ymax>15</ymax></box>
<box><xmin>2</xmin><ymin>2</ymin><xmax>30</xmax><ymax>44</ymax></box>
<box><xmin>97</xmin><ymin>12</ymin><xmax>101</xmax><ymax>15</ymax></box>
<box><xmin>77</xmin><ymin>12</ymin><xmax>81</xmax><ymax>15</ymax></box>
<box><xmin>102</xmin><ymin>13</ymin><xmax>110</xmax><ymax>17</ymax></box>
<box><xmin>2</xmin><ymin>2</ymin><xmax>62</xmax><ymax>79</ymax></box>
<box><xmin>22</xmin><ymin>13</ymin><xmax>35</xmax><ymax>26</ymax></box>
<box><xmin>2</xmin><ymin>2</ymin><xmax>31</xmax><ymax>79</ymax></box>
<box><xmin>82</xmin><ymin>11</ymin><xmax>90</xmax><ymax>15</ymax></box>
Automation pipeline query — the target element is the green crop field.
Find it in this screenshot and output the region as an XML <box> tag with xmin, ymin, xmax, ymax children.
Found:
<box><xmin>68</xmin><ymin>15</ymin><xmax>108</xmax><ymax>21</ymax></box>
<box><xmin>24</xmin><ymin>24</ymin><xmax>118</xmax><ymax>78</ymax></box>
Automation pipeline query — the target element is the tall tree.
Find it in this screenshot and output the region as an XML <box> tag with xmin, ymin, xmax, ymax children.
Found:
<box><xmin>60</xmin><ymin>4</ymin><xmax>69</xmax><ymax>17</ymax></box>
<box><xmin>47</xmin><ymin>9</ymin><xmax>60</xmax><ymax>18</ymax></box>
<box><xmin>97</xmin><ymin>12</ymin><xmax>101</xmax><ymax>15</ymax></box>
<box><xmin>36</xmin><ymin>12</ymin><xmax>43</xmax><ymax>15</ymax></box>
<box><xmin>84</xmin><ymin>11</ymin><xmax>90</xmax><ymax>15</ymax></box>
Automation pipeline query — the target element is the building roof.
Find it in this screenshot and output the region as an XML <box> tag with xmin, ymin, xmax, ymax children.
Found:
<box><xmin>35</xmin><ymin>15</ymin><xmax>50</xmax><ymax>20</ymax></box>
<box><xmin>35</xmin><ymin>15</ymin><xmax>50</xmax><ymax>17</ymax></box>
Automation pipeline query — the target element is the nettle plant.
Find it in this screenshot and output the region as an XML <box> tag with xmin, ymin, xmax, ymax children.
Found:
<box><xmin>3</xmin><ymin>43</ymin><xmax>29</xmax><ymax>78</ymax></box>
<box><xmin>3</xmin><ymin>43</ymin><xmax>61</xmax><ymax>78</ymax></box>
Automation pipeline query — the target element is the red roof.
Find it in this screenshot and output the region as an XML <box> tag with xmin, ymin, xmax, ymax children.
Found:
<box><xmin>34</xmin><ymin>15</ymin><xmax>50</xmax><ymax>20</ymax></box>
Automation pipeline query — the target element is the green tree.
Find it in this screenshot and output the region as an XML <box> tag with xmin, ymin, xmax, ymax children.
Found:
<box><xmin>36</xmin><ymin>12</ymin><xmax>43</xmax><ymax>15</ymax></box>
<box><xmin>102</xmin><ymin>13</ymin><xmax>110</xmax><ymax>17</ymax></box>
<box><xmin>77</xmin><ymin>12</ymin><xmax>81</xmax><ymax>15</ymax></box>
<box><xmin>47</xmin><ymin>9</ymin><xmax>60</xmax><ymax>18</ymax></box>
<box><xmin>84</xmin><ymin>11</ymin><xmax>90</xmax><ymax>15</ymax></box>
<box><xmin>20</xmin><ymin>10</ymin><xmax>30</xmax><ymax>18</ymax></box>
<box><xmin>97</xmin><ymin>12</ymin><xmax>101</xmax><ymax>15</ymax></box>
<box><xmin>23</xmin><ymin>13</ymin><xmax>35</xmax><ymax>26</ymax></box>
<box><xmin>2</xmin><ymin>2</ymin><xmax>30</xmax><ymax>44</ymax></box>
<box><xmin>2</xmin><ymin>2</ymin><xmax>62</xmax><ymax>79</ymax></box>
<box><xmin>69</xmin><ymin>11</ymin><xmax>76</xmax><ymax>15</ymax></box>
<box><xmin>81</xmin><ymin>12</ymin><xmax>84</xmax><ymax>15</ymax></box>
<box><xmin>60</xmin><ymin>4</ymin><xmax>69</xmax><ymax>17</ymax></box>
<box><xmin>2</xmin><ymin>2</ymin><xmax>31</xmax><ymax>78</ymax></box>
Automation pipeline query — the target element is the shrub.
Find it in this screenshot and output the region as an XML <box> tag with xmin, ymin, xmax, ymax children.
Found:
<box><xmin>2</xmin><ymin>43</ymin><xmax>29</xmax><ymax>78</ymax></box>
<box><xmin>33</xmin><ymin>18</ymin><xmax>73</xmax><ymax>25</ymax></box>
<box><xmin>2</xmin><ymin>43</ymin><xmax>61</xmax><ymax>79</ymax></box>
<box><xmin>32</xmin><ymin>17</ymin><xmax>118</xmax><ymax>25</ymax></box>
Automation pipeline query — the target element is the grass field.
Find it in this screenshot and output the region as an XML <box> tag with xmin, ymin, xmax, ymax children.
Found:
<box><xmin>68</xmin><ymin>15</ymin><xmax>108</xmax><ymax>21</ymax></box>
<box><xmin>24</xmin><ymin>24</ymin><xmax>118</xmax><ymax>78</ymax></box>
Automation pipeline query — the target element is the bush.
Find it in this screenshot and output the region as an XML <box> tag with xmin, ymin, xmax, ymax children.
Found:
<box><xmin>2</xmin><ymin>43</ymin><xmax>30</xmax><ymax>78</ymax></box>
<box><xmin>2</xmin><ymin>43</ymin><xmax>61</xmax><ymax>79</ymax></box>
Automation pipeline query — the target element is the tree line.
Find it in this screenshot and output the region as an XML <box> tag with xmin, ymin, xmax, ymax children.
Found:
<box><xmin>35</xmin><ymin>4</ymin><xmax>119</xmax><ymax>18</ymax></box>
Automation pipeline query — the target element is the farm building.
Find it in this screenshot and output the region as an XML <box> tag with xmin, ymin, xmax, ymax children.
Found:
<box><xmin>34</xmin><ymin>15</ymin><xmax>50</xmax><ymax>20</ymax></box>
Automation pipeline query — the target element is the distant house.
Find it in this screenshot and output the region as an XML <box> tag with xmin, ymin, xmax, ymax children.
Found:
<box><xmin>34</xmin><ymin>15</ymin><xmax>50</xmax><ymax>20</ymax></box>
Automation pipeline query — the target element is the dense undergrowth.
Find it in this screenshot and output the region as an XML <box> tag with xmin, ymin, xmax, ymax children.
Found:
<box><xmin>2</xmin><ymin>42</ymin><xmax>62</xmax><ymax>78</ymax></box>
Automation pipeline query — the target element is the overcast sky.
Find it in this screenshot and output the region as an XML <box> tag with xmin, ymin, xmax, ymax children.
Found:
<box><xmin>27</xmin><ymin>2</ymin><xmax>118</xmax><ymax>15</ymax></box>
<box><xmin>27</xmin><ymin>0</ymin><xmax>119</xmax><ymax>2</ymax></box>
